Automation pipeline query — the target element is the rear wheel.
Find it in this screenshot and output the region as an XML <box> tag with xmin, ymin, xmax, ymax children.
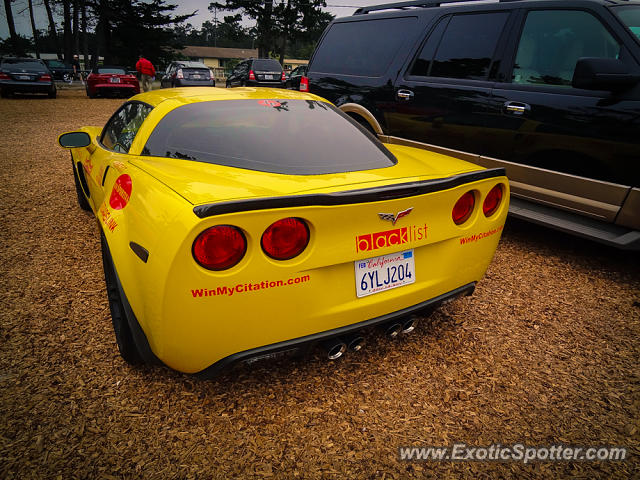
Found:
<box><xmin>48</xmin><ymin>88</ymin><xmax>56</xmax><ymax>99</ymax></box>
<box><xmin>1</xmin><ymin>88</ymin><xmax>11</xmax><ymax>98</ymax></box>
<box><xmin>101</xmin><ymin>234</ymin><xmax>143</xmax><ymax>365</ymax></box>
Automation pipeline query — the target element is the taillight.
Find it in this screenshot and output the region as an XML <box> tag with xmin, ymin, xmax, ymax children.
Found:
<box><xmin>0</xmin><ymin>72</ymin><xmax>10</xmax><ymax>80</ymax></box>
<box><xmin>281</xmin><ymin>71</ymin><xmax>286</xmax><ymax>81</ymax></box>
<box><xmin>299</xmin><ymin>76</ymin><xmax>308</xmax><ymax>92</ymax></box>
<box><xmin>209</xmin><ymin>69</ymin><xmax>214</xmax><ymax>79</ymax></box>
<box><xmin>483</xmin><ymin>184</ymin><xmax>503</xmax><ymax>217</ymax></box>
<box><xmin>261</xmin><ymin>218</ymin><xmax>309</xmax><ymax>260</ymax></box>
<box><xmin>452</xmin><ymin>191</ymin><xmax>475</xmax><ymax>225</ymax></box>
<box><xmin>249</xmin><ymin>70</ymin><xmax>256</xmax><ymax>81</ymax></box>
<box><xmin>193</xmin><ymin>225</ymin><xmax>246</xmax><ymax>270</ymax></box>
<box><xmin>39</xmin><ymin>74</ymin><xmax>52</xmax><ymax>82</ymax></box>
<box><xmin>176</xmin><ymin>68</ymin><xmax>184</xmax><ymax>79</ymax></box>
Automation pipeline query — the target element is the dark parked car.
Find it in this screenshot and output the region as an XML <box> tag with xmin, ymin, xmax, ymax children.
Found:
<box><xmin>86</xmin><ymin>66</ymin><xmax>140</xmax><ymax>98</ymax></box>
<box><xmin>305</xmin><ymin>0</ymin><xmax>640</xmax><ymax>249</ymax></box>
<box><xmin>0</xmin><ymin>57</ymin><xmax>56</xmax><ymax>98</ymax></box>
<box><xmin>43</xmin><ymin>59</ymin><xmax>75</xmax><ymax>82</ymax></box>
<box><xmin>285</xmin><ymin>65</ymin><xmax>308</xmax><ymax>90</ymax></box>
<box><xmin>160</xmin><ymin>61</ymin><xmax>215</xmax><ymax>88</ymax></box>
<box><xmin>226</xmin><ymin>58</ymin><xmax>285</xmax><ymax>88</ymax></box>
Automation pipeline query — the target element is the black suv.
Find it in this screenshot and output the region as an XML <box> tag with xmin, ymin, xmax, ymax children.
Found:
<box><xmin>306</xmin><ymin>0</ymin><xmax>640</xmax><ymax>249</ymax></box>
<box><xmin>0</xmin><ymin>57</ymin><xmax>56</xmax><ymax>98</ymax></box>
<box><xmin>160</xmin><ymin>61</ymin><xmax>215</xmax><ymax>88</ymax></box>
<box><xmin>226</xmin><ymin>58</ymin><xmax>285</xmax><ymax>88</ymax></box>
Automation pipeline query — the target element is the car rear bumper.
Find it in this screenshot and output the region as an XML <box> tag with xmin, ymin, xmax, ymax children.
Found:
<box><xmin>0</xmin><ymin>80</ymin><xmax>54</xmax><ymax>93</ymax></box>
<box><xmin>175</xmin><ymin>80</ymin><xmax>215</xmax><ymax>87</ymax></box>
<box><xmin>247</xmin><ymin>80</ymin><xmax>286</xmax><ymax>88</ymax></box>
<box><xmin>195</xmin><ymin>282</ymin><xmax>476</xmax><ymax>378</ymax></box>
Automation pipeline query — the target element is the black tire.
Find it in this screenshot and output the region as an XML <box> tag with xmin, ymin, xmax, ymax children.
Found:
<box><xmin>71</xmin><ymin>159</ymin><xmax>91</xmax><ymax>211</ymax></box>
<box><xmin>1</xmin><ymin>88</ymin><xmax>11</xmax><ymax>98</ymax></box>
<box><xmin>48</xmin><ymin>88</ymin><xmax>56</xmax><ymax>99</ymax></box>
<box><xmin>240</xmin><ymin>80</ymin><xmax>246</xmax><ymax>87</ymax></box>
<box><xmin>87</xmin><ymin>87</ymin><xmax>96</xmax><ymax>98</ymax></box>
<box><xmin>101</xmin><ymin>234</ymin><xmax>143</xmax><ymax>365</ymax></box>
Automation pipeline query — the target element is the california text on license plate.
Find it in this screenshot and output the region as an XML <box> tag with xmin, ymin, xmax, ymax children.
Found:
<box><xmin>265</xmin><ymin>74</ymin><xmax>274</xmax><ymax>80</ymax></box>
<box><xmin>355</xmin><ymin>250</ymin><xmax>415</xmax><ymax>298</ymax></box>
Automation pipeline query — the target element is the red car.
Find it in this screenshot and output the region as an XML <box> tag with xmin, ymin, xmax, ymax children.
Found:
<box><xmin>86</xmin><ymin>66</ymin><xmax>140</xmax><ymax>98</ymax></box>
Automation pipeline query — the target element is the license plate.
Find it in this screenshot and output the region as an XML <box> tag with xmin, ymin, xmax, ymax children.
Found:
<box><xmin>18</xmin><ymin>75</ymin><xmax>30</xmax><ymax>80</ymax></box>
<box><xmin>265</xmin><ymin>74</ymin><xmax>274</xmax><ymax>80</ymax></box>
<box><xmin>193</xmin><ymin>74</ymin><xmax>201</xmax><ymax>79</ymax></box>
<box><xmin>355</xmin><ymin>250</ymin><xmax>415</xmax><ymax>298</ymax></box>
<box><xmin>110</xmin><ymin>77</ymin><xmax>120</xmax><ymax>83</ymax></box>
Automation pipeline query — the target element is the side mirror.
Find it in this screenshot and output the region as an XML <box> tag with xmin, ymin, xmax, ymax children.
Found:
<box><xmin>58</xmin><ymin>131</ymin><xmax>91</xmax><ymax>148</ymax></box>
<box><xmin>572</xmin><ymin>57</ymin><xmax>640</xmax><ymax>91</ymax></box>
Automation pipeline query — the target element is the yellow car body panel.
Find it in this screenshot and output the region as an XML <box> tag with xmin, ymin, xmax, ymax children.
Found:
<box><xmin>61</xmin><ymin>87</ymin><xmax>509</xmax><ymax>375</ymax></box>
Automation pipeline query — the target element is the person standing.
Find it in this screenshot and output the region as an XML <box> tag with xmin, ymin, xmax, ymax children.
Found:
<box><xmin>71</xmin><ymin>55</ymin><xmax>81</xmax><ymax>83</ymax></box>
<box><xmin>136</xmin><ymin>55</ymin><xmax>156</xmax><ymax>92</ymax></box>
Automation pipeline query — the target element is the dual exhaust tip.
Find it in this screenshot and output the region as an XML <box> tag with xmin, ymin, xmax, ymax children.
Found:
<box><xmin>323</xmin><ymin>317</ymin><xmax>418</xmax><ymax>360</ymax></box>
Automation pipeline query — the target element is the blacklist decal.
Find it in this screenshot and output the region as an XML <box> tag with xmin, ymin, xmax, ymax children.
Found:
<box><xmin>99</xmin><ymin>203</ymin><xmax>118</xmax><ymax>232</ymax></box>
<box><xmin>191</xmin><ymin>274</ymin><xmax>311</xmax><ymax>298</ymax></box>
<box><xmin>258</xmin><ymin>99</ymin><xmax>282</xmax><ymax>108</ymax></box>
<box><xmin>356</xmin><ymin>224</ymin><xmax>428</xmax><ymax>252</ymax></box>
<box><xmin>109</xmin><ymin>174</ymin><xmax>132</xmax><ymax>210</ymax></box>
<box><xmin>459</xmin><ymin>225</ymin><xmax>503</xmax><ymax>245</ymax></box>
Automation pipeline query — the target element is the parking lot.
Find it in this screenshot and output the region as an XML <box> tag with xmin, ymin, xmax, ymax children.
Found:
<box><xmin>0</xmin><ymin>89</ymin><xmax>638</xmax><ymax>479</ymax></box>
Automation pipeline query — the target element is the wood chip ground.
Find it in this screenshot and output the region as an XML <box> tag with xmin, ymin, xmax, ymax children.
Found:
<box><xmin>0</xmin><ymin>90</ymin><xmax>638</xmax><ymax>479</ymax></box>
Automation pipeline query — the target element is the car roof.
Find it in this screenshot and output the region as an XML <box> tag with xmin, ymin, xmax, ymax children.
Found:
<box><xmin>129</xmin><ymin>86</ymin><xmax>329</xmax><ymax>109</ymax></box>
<box><xmin>175</xmin><ymin>61</ymin><xmax>207</xmax><ymax>68</ymax></box>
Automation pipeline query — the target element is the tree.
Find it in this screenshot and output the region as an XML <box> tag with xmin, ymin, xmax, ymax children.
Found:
<box><xmin>210</xmin><ymin>0</ymin><xmax>275</xmax><ymax>58</ymax></box>
<box><xmin>3</xmin><ymin>0</ymin><xmax>22</xmax><ymax>54</ymax></box>
<box><xmin>27</xmin><ymin>0</ymin><xmax>40</xmax><ymax>58</ymax></box>
<box><xmin>43</xmin><ymin>0</ymin><xmax>62</xmax><ymax>59</ymax></box>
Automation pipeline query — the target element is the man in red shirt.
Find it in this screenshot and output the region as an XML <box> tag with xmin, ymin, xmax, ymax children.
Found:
<box><xmin>136</xmin><ymin>55</ymin><xmax>156</xmax><ymax>92</ymax></box>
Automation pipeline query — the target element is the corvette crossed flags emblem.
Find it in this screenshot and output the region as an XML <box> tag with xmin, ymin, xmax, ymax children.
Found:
<box><xmin>378</xmin><ymin>207</ymin><xmax>413</xmax><ymax>225</ymax></box>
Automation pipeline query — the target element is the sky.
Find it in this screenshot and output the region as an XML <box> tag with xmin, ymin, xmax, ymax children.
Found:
<box><xmin>0</xmin><ymin>0</ymin><xmax>378</xmax><ymax>40</ymax></box>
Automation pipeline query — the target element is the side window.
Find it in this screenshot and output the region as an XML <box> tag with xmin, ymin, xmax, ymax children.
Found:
<box><xmin>410</xmin><ymin>16</ymin><xmax>449</xmax><ymax>77</ymax></box>
<box><xmin>310</xmin><ymin>17</ymin><xmax>419</xmax><ymax>77</ymax></box>
<box><xmin>512</xmin><ymin>10</ymin><xmax>621</xmax><ymax>86</ymax></box>
<box><xmin>424</xmin><ymin>12</ymin><xmax>509</xmax><ymax>80</ymax></box>
<box><xmin>101</xmin><ymin>102</ymin><xmax>153</xmax><ymax>153</ymax></box>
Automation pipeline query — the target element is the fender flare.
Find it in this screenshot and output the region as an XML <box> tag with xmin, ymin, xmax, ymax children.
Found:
<box><xmin>338</xmin><ymin>103</ymin><xmax>384</xmax><ymax>135</ymax></box>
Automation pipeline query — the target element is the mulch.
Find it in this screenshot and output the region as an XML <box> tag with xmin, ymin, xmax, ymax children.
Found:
<box><xmin>0</xmin><ymin>90</ymin><xmax>638</xmax><ymax>479</ymax></box>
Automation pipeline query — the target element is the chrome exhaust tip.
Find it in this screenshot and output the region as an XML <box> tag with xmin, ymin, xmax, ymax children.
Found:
<box><xmin>346</xmin><ymin>334</ymin><xmax>364</xmax><ymax>352</ymax></box>
<box><xmin>401</xmin><ymin>317</ymin><xmax>417</xmax><ymax>334</ymax></box>
<box><xmin>324</xmin><ymin>339</ymin><xmax>347</xmax><ymax>360</ymax></box>
<box><xmin>384</xmin><ymin>322</ymin><xmax>403</xmax><ymax>339</ymax></box>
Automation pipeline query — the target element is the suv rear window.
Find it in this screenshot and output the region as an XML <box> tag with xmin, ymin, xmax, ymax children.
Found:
<box><xmin>311</xmin><ymin>17</ymin><xmax>418</xmax><ymax>76</ymax></box>
<box><xmin>252</xmin><ymin>59</ymin><xmax>282</xmax><ymax>71</ymax></box>
<box><xmin>142</xmin><ymin>99</ymin><xmax>396</xmax><ymax>175</ymax></box>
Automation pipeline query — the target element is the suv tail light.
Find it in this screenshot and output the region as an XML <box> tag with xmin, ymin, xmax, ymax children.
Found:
<box><xmin>261</xmin><ymin>218</ymin><xmax>310</xmax><ymax>260</ymax></box>
<box><xmin>249</xmin><ymin>70</ymin><xmax>256</xmax><ymax>81</ymax></box>
<box><xmin>299</xmin><ymin>76</ymin><xmax>308</xmax><ymax>92</ymax></box>
<box><xmin>209</xmin><ymin>69</ymin><xmax>214</xmax><ymax>79</ymax></box>
<box><xmin>0</xmin><ymin>72</ymin><xmax>9</xmax><ymax>80</ymax></box>
<box><xmin>39</xmin><ymin>74</ymin><xmax>52</xmax><ymax>82</ymax></box>
<box><xmin>452</xmin><ymin>191</ymin><xmax>475</xmax><ymax>225</ymax></box>
<box><xmin>176</xmin><ymin>68</ymin><xmax>184</xmax><ymax>79</ymax></box>
<box><xmin>483</xmin><ymin>184</ymin><xmax>503</xmax><ymax>217</ymax></box>
<box><xmin>281</xmin><ymin>71</ymin><xmax>286</xmax><ymax>81</ymax></box>
<box><xmin>193</xmin><ymin>225</ymin><xmax>246</xmax><ymax>270</ymax></box>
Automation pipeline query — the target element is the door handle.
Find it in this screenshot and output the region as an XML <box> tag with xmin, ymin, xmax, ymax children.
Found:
<box><xmin>504</xmin><ymin>101</ymin><xmax>531</xmax><ymax>115</ymax></box>
<box><xmin>397</xmin><ymin>89</ymin><xmax>414</xmax><ymax>101</ymax></box>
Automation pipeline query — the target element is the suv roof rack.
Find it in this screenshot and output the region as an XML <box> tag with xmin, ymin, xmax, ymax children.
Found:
<box><xmin>353</xmin><ymin>0</ymin><xmax>520</xmax><ymax>15</ymax></box>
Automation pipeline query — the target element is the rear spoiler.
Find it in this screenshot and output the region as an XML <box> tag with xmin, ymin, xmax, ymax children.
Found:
<box><xmin>193</xmin><ymin>168</ymin><xmax>506</xmax><ymax>218</ymax></box>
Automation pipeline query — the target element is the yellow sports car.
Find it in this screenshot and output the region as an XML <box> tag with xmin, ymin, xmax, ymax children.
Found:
<box><xmin>59</xmin><ymin>87</ymin><xmax>509</xmax><ymax>377</ymax></box>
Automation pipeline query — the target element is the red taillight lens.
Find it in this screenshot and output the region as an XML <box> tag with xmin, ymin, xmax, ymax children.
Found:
<box><xmin>0</xmin><ymin>72</ymin><xmax>10</xmax><ymax>80</ymax></box>
<box><xmin>176</xmin><ymin>68</ymin><xmax>184</xmax><ymax>79</ymax></box>
<box><xmin>281</xmin><ymin>71</ymin><xmax>286</xmax><ymax>81</ymax></box>
<box><xmin>249</xmin><ymin>70</ymin><xmax>256</xmax><ymax>81</ymax></box>
<box><xmin>261</xmin><ymin>218</ymin><xmax>309</xmax><ymax>260</ymax></box>
<box><xmin>483</xmin><ymin>184</ymin><xmax>503</xmax><ymax>217</ymax></box>
<box><xmin>299</xmin><ymin>76</ymin><xmax>308</xmax><ymax>92</ymax></box>
<box><xmin>193</xmin><ymin>225</ymin><xmax>246</xmax><ymax>270</ymax></box>
<box><xmin>452</xmin><ymin>191</ymin><xmax>475</xmax><ymax>225</ymax></box>
<box><xmin>39</xmin><ymin>74</ymin><xmax>52</xmax><ymax>82</ymax></box>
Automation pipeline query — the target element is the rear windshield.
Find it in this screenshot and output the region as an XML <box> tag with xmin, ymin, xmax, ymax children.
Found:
<box><xmin>252</xmin><ymin>59</ymin><xmax>282</xmax><ymax>71</ymax></box>
<box><xmin>96</xmin><ymin>67</ymin><xmax>126</xmax><ymax>74</ymax></box>
<box><xmin>142</xmin><ymin>99</ymin><xmax>396</xmax><ymax>175</ymax></box>
<box><xmin>615</xmin><ymin>5</ymin><xmax>640</xmax><ymax>40</ymax></box>
<box><xmin>46</xmin><ymin>60</ymin><xmax>66</xmax><ymax>68</ymax></box>
<box><xmin>1</xmin><ymin>59</ymin><xmax>45</xmax><ymax>71</ymax></box>
<box><xmin>310</xmin><ymin>17</ymin><xmax>418</xmax><ymax>76</ymax></box>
